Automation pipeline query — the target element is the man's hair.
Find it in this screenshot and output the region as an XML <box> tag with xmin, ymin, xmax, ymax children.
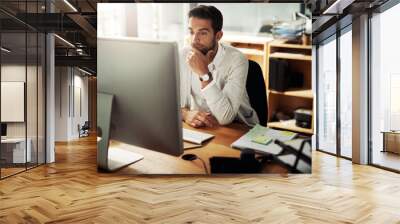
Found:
<box><xmin>188</xmin><ymin>5</ymin><xmax>223</xmax><ymax>33</ymax></box>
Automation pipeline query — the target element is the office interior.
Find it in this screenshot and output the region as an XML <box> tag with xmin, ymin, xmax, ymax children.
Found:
<box><xmin>0</xmin><ymin>0</ymin><xmax>399</xmax><ymax>222</ymax></box>
<box><xmin>97</xmin><ymin>3</ymin><xmax>313</xmax><ymax>174</ymax></box>
<box><xmin>313</xmin><ymin>0</ymin><xmax>400</xmax><ymax>172</ymax></box>
<box><xmin>0</xmin><ymin>0</ymin><xmax>97</xmax><ymax>179</ymax></box>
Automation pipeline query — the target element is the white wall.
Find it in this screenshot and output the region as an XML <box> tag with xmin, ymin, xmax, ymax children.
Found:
<box><xmin>72</xmin><ymin>73</ymin><xmax>89</xmax><ymax>138</ymax></box>
<box><xmin>55</xmin><ymin>67</ymin><xmax>69</xmax><ymax>141</ymax></box>
<box><xmin>98</xmin><ymin>3</ymin><xmax>138</xmax><ymax>38</ymax></box>
<box><xmin>1</xmin><ymin>64</ymin><xmax>46</xmax><ymax>163</ymax></box>
<box><xmin>98</xmin><ymin>3</ymin><xmax>302</xmax><ymax>49</ymax></box>
<box><xmin>209</xmin><ymin>3</ymin><xmax>300</xmax><ymax>33</ymax></box>
<box><xmin>1</xmin><ymin>65</ymin><xmax>36</xmax><ymax>138</ymax></box>
<box><xmin>55</xmin><ymin>67</ymin><xmax>89</xmax><ymax>141</ymax></box>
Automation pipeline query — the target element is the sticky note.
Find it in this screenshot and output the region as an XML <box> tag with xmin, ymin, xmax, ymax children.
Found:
<box><xmin>251</xmin><ymin>135</ymin><xmax>272</xmax><ymax>145</ymax></box>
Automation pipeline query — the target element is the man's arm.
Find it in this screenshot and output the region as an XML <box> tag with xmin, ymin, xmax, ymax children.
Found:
<box><xmin>201</xmin><ymin>53</ymin><xmax>248</xmax><ymax>125</ymax></box>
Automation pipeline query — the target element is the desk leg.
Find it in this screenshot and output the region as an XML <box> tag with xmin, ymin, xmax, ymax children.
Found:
<box><xmin>381</xmin><ymin>133</ymin><xmax>386</xmax><ymax>153</ymax></box>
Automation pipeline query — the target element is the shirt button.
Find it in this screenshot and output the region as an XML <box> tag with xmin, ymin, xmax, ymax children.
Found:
<box><xmin>209</xmin><ymin>64</ymin><xmax>215</xmax><ymax>72</ymax></box>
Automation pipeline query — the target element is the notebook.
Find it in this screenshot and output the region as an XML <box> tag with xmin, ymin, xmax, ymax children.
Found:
<box><xmin>182</xmin><ymin>128</ymin><xmax>214</xmax><ymax>149</ymax></box>
<box><xmin>231</xmin><ymin>124</ymin><xmax>297</xmax><ymax>155</ymax></box>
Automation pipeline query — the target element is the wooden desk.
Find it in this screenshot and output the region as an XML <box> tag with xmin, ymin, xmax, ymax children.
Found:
<box><xmin>113</xmin><ymin>123</ymin><xmax>287</xmax><ymax>174</ymax></box>
<box><xmin>1</xmin><ymin>138</ymin><xmax>32</xmax><ymax>164</ymax></box>
<box><xmin>381</xmin><ymin>131</ymin><xmax>400</xmax><ymax>154</ymax></box>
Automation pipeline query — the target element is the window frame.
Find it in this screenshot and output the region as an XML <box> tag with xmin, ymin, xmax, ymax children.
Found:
<box><xmin>315</xmin><ymin>18</ymin><xmax>353</xmax><ymax>160</ymax></box>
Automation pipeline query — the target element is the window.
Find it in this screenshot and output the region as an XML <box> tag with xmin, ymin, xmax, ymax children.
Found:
<box><xmin>370</xmin><ymin>2</ymin><xmax>400</xmax><ymax>171</ymax></box>
<box><xmin>0</xmin><ymin>2</ymin><xmax>46</xmax><ymax>179</ymax></box>
<box><xmin>339</xmin><ymin>27</ymin><xmax>352</xmax><ymax>158</ymax></box>
<box><xmin>317</xmin><ymin>36</ymin><xmax>337</xmax><ymax>154</ymax></box>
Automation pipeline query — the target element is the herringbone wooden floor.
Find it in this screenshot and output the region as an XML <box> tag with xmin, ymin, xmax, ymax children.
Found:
<box><xmin>1</xmin><ymin>136</ymin><xmax>400</xmax><ymax>223</ymax></box>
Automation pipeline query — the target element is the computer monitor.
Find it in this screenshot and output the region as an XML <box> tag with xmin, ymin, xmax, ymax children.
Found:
<box><xmin>97</xmin><ymin>37</ymin><xmax>183</xmax><ymax>171</ymax></box>
<box><xmin>1</xmin><ymin>123</ymin><xmax>7</xmax><ymax>137</ymax></box>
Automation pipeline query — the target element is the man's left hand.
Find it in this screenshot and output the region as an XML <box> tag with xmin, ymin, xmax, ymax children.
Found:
<box><xmin>186</xmin><ymin>48</ymin><xmax>214</xmax><ymax>76</ymax></box>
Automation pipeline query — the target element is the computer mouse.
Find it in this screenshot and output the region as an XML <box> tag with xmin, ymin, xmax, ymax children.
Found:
<box><xmin>181</xmin><ymin>154</ymin><xmax>198</xmax><ymax>161</ymax></box>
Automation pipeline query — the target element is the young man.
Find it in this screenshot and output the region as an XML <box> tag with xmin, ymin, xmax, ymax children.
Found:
<box><xmin>180</xmin><ymin>5</ymin><xmax>259</xmax><ymax>128</ymax></box>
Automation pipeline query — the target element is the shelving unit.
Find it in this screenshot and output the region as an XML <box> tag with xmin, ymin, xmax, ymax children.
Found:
<box><xmin>266</xmin><ymin>40</ymin><xmax>313</xmax><ymax>135</ymax></box>
<box><xmin>269</xmin><ymin>52</ymin><xmax>312</xmax><ymax>61</ymax></box>
<box><xmin>268</xmin><ymin>89</ymin><xmax>313</xmax><ymax>99</ymax></box>
<box><xmin>268</xmin><ymin>120</ymin><xmax>314</xmax><ymax>135</ymax></box>
<box><xmin>222</xmin><ymin>35</ymin><xmax>313</xmax><ymax>135</ymax></box>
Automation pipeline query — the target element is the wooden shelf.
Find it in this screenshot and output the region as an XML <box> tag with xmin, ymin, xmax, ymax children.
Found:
<box><xmin>268</xmin><ymin>120</ymin><xmax>313</xmax><ymax>135</ymax></box>
<box><xmin>269</xmin><ymin>52</ymin><xmax>311</xmax><ymax>61</ymax></box>
<box><xmin>236</xmin><ymin>48</ymin><xmax>264</xmax><ymax>56</ymax></box>
<box><xmin>269</xmin><ymin>89</ymin><xmax>313</xmax><ymax>99</ymax></box>
<box><xmin>269</xmin><ymin>39</ymin><xmax>312</xmax><ymax>50</ymax></box>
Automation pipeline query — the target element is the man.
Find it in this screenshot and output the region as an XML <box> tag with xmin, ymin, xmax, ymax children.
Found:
<box><xmin>180</xmin><ymin>5</ymin><xmax>259</xmax><ymax>128</ymax></box>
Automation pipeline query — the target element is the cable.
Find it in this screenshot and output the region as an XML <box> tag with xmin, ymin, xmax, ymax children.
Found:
<box><xmin>197</xmin><ymin>157</ymin><xmax>209</xmax><ymax>175</ymax></box>
<box><xmin>181</xmin><ymin>154</ymin><xmax>209</xmax><ymax>174</ymax></box>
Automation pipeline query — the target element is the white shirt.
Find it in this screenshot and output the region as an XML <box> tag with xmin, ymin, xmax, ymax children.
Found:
<box><xmin>180</xmin><ymin>42</ymin><xmax>259</xmax><ymax>126</ymax></box>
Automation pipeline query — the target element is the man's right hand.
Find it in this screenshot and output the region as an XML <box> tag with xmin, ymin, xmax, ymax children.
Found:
<box><xmin>182</xmin><ymin>109</ymin><xmax>219</xmax><ymax>128</ymax></box>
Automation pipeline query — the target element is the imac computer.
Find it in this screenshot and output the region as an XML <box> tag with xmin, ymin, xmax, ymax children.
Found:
<box><xmin>97</xmin><ymin>37</ymin><xmax>183</xmax><ymax>172</ymax></box>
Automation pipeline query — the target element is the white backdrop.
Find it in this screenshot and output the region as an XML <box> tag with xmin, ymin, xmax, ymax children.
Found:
<box><xmin>1</xmin><ymin>81</ymin><xmax>25</xmax><ymax>122</ymax></box>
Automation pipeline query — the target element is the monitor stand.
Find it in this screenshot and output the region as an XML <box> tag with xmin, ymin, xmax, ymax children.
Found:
<box><xmin>97</xmin><ymin>92</ymin><xmax>143</xmax><ymax>172</ymax></box>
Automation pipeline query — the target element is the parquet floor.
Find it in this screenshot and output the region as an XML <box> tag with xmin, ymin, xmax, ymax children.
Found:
<box><xmin>0</xmin><ymin>136</ymin><xmax>400</xmax><ymax>223</ymax></box>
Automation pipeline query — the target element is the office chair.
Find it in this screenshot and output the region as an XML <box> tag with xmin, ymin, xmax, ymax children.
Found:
<box><xmin>79</xmin><ymin>121</ymin><xmax>90</xmax><ymax>138</ymax></box>
<box><xmin>246</xmin><ymin>60</ymin><xmax>268</xmax><ymax>126</ymax></box>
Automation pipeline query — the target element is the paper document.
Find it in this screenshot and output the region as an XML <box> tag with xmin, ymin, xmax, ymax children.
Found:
<box><xmin>231</xmin><ymin>124</ymin><xmax>297</xmax><ymax>155</ymax></box>
<box><xmin>182</xmin><ymin>128</ymin><xmax>214</xmax><ymax>145</ymax></box>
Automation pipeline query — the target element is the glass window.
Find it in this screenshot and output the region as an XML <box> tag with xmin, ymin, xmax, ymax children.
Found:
<box><xmin>370</xmin><ymin>3</ymin><xmax>400</xmax><ymax>171</ymax></box>
<box><xmin>339</xmin><ymin>28</ymin><xmax>352</xmax><ymax>158</ymax></box>
<box><xmin>1</xmin><ymin>31</ymin><xmax>28</xmax><ymax>178</ymax></box>
<box><xmin>27</xmin><ymin>31</ymin><xmax>38</xmax><ymax>169</ymax></box>
<box><xmin>317</xmin><ymin>36</ymin><xmax>337</xmax><ymax>154</ymax></box>
<box><xmin>0</xmin><ymin>1</ymin><xmax>46</xmax><ymax>178</ymax></box>
<box><xmin>38</xmin><ymin>32</ymin><xmax>46</xmax><ymax>165</ymax></box>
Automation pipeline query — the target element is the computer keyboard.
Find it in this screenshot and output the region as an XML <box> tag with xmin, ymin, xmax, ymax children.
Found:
<box><xmin>182</xmin><ymin>128</ymin><xmax>214</xmax><ymax>145</ymax></box>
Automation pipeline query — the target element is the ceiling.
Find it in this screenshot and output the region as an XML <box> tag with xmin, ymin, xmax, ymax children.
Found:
<box><xmin>0</xmin><ymin>0</ymin><xmax>101</xmax><ymax>73</ymax></box>
<box><xmin>308</xmin><ymin>0</ymin><xmax>390</xmax><ymax>43</ymax></box>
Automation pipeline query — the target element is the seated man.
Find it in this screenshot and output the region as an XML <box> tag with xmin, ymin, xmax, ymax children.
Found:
<box><xmin>180</xmin><ymin>5</ymin><xmax>259</xmax><ymax>128</ymax></box>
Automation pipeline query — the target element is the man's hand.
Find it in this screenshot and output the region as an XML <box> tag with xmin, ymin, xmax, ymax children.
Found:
<box><xmin>186</xmin><ymin>48</ymin><xmax>215</xmax><ymax>76</ymax></box>
<box><xmin>182</xmin><ymin>109</ymin><xmax>219</xmax><ymax>128</ymax></box>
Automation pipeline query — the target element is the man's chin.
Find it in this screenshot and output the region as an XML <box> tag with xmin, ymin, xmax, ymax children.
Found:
<box><xmin>191</xmin><ymin>44</ymin><xmax>208</xmax><ymax>54</ymax></box>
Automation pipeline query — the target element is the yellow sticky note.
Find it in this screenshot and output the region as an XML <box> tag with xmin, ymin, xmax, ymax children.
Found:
<box><xmin>252</xmin><ymin>135</ymin><xmax>272</xmax><ymax>145</ymax></box>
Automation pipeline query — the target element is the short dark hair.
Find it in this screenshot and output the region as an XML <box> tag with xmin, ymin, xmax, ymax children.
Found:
<box><xmin>188</xmin><ymin>5</ymin><xmax>223</xmax><ymax>33</ymax></box>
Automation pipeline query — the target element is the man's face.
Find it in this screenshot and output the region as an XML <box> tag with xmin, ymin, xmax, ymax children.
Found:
<box><xmin>188</xmin><ymin>17</ymin><xmax>222</xmax><ymax>54</ymax></box>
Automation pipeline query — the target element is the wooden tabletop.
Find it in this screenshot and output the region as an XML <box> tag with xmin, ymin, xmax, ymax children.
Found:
<box><xmin>113</xmin><ymin>122</ymin><xmax>287</xmax><ymax>175</ymax></box>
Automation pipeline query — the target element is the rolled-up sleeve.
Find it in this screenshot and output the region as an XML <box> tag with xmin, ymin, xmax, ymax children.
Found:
<box><xmin>201</xmin><ymin>53</ymin><xmax>248</xmax><ymax>125</ymax></box>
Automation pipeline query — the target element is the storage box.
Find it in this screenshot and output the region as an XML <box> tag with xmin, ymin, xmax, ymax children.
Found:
<box><xmin>294</xmin><ymin>108</ymin><xmax>312</xmax><ymax>129</ymax></box>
